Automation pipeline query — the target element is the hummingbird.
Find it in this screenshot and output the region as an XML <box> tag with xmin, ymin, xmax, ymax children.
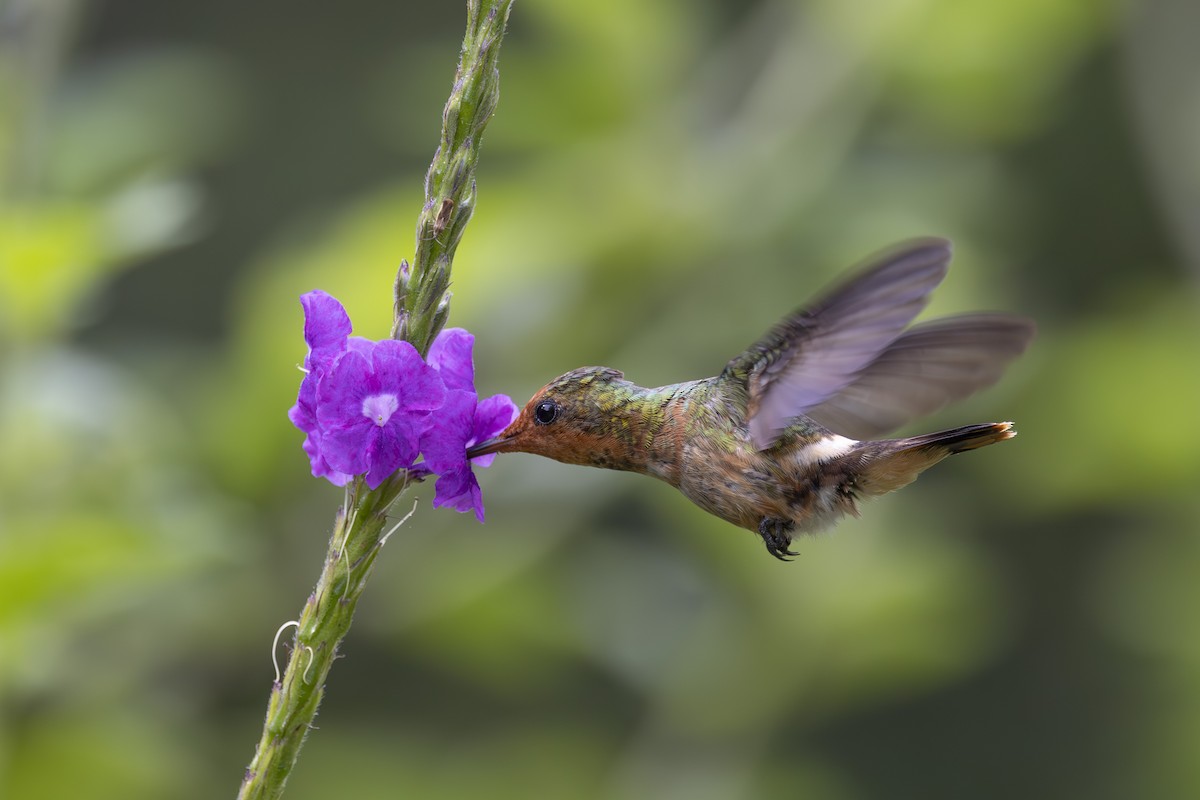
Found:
<box><xmin>468</xmin><ymin>239</ymin><xmax>1035</xmax><ymax>560</ymax></box>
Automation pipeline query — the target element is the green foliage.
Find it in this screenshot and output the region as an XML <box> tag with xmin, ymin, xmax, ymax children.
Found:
<box><xmin>2</xmin><ymin>1</ymin><xmax>1197</xmax><ymax>799</ymax></box>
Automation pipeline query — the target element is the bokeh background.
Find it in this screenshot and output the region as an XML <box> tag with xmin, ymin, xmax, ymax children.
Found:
<box><xmin>3</xmin><ymin>0</ymin><xmax>1199</xmax><ymax>798</ymax></box>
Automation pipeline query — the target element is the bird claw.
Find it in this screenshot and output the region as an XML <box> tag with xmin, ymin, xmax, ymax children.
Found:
<box><xmin>758</xmin><ymin>518</ymin><xmax>798</xmax><ymax>561</ymax></box>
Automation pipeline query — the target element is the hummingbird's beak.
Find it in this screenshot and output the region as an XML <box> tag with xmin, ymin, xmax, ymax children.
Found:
<box><xmin>466</xmin><ymin>435</ymin><xmax>513</xmax><ymax>459</ymax></box>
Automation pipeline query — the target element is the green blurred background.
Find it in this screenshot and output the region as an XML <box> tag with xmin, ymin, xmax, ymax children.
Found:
<box><xmin>3</xmin><ymin>0</ymin><xmax>1199</xmax><ymax>798</ymax></box>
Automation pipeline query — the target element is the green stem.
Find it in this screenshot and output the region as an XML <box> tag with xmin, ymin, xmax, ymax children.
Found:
<box><xmin>237</xmin><ymin>2</ymin><xmax>513</xmax><ymax>798</ymax></box>
<box><xmin>237</xmin><ymin>478</ymin><xmax>403</xmax><ymax>800</ymax></box>
<box><xmin>393</xmin><ymin>0</ymin><xmax>515</xmax><ymax>356</ymax></box>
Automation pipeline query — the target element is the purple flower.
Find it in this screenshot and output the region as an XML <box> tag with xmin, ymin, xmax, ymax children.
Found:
<box><xmin>289</xmin><ymin>290</ymin><xmax>445</xmax><ymax>490</ymax></box>
<box><xmin>316</xmin><ymin>339</ymin><xmax>445</xmax><ymax>490</ymax></box>
<box><xmin>420</xmin><ymin>328</ymin><xmax>517</xmax><ymax>521</ymax></box>
<box><xmin>288</xmin><ymin>292</ymin><xmax>514</xmax><ymax>516</ymax></box>
<box><xmin>288</xmin><ymin>291</ymin><xmax>355</xmax><ymax>485</ymax></box>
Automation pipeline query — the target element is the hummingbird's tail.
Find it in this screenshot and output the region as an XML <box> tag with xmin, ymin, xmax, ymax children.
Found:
<box><xmin>854</xmin><ymin>422</ymin><xmax>1015</xmax><ymax>497</ymax></box>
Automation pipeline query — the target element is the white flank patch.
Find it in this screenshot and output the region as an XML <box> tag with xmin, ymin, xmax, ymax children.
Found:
<box><xmin>797</xmin><ymin>434</ymin><xmax>857</xmax><ymax>466</ymax></box>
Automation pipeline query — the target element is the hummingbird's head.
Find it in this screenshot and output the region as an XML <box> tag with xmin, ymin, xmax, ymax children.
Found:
<box><xmin>467</xmin><ymin>366</ymin><xmax>638</xmax><ymax>467</ymax></box>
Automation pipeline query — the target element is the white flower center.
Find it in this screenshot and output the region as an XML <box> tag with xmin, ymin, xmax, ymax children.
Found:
<box><xmin>362</xmin><ymin>394</ymin><xmax>399</xmax><ymax>427</ymax></box>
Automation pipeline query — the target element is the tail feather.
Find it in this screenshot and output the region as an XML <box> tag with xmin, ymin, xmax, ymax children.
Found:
<box><xmin>899</xmin><ymin>421</ymin><xmax>1016</xmax><ymax>454</ymax></box>
<box><xmin>855</xmin><ymin>422</ymin><xmax>1015</xmax><ymax>496</ymax></box>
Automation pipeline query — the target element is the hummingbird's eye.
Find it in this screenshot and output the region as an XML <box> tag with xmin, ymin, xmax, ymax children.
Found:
<box><xmin>534</xmin><ymin>399</ymin><xmax>559</xmax><ymax>425</ymax></box>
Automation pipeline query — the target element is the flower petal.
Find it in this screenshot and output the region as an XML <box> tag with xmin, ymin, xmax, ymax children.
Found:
<box><xmin>364</xmin><ymin>416</ymin><xmax>420</xmax><ymax>489</ymax></box>
<box><xmin>432</xmin><ymin>466</ymin><xmax>486</xmax><ymax>522</ymax></box>
<box><xmin>470</xmin><ymin>393</ymin><xmax>519</xmax><ymax>467</ymax></box>
<box><xmin>426</xmin><ymin>328</ymin><xmax>476</xmax><ymax>393</ymax></box>
<box><xmin>288</xmin><ymin>395</ymin><xmax>314</xmax><ymax>434</ymax></box>
<box><xmin>301</xmin><ymin>291</ymin><xmax>353</xmax><ymax>370</ymax></box>
<box><xmin>420</xmin><ymin>389</ymin><xmax>476</xmax><ymax>474</ymax></box>
<box><xmin>372</xmin><ymin>339</ymin><xmax>446</xmax><ymax>412</ymax></box>
<box><xmin>301</xmin><ymin>429</ymin><xmax>353</xmax><ymax>485</ymax></box>
<box><xmin>346</xmin><ymin>336</ymin><xmax>374</xmax><ymax>356</ymax></box>
<box><xmin>314</xmin><ymin>349</ymin><xmax>378</xmax><ymax>476</ymax></box>
<box><xmin>316</xmin><ymin>349</ymin><xmax>373</xmax><ymax>430</ymax></box>
<box><xmin>320</xmin><ymin>417</ymin><xmax>374</xmax><ymax>476</ymax></box>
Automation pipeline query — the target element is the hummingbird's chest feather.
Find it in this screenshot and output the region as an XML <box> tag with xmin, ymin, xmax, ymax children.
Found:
<box><xmin>666</xmin><ymin>391</ymin><xmax>864</xmax><ymax>535</ymax></box>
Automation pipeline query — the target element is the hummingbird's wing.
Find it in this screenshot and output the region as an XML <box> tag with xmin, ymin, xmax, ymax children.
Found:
<box><xmin>804</xmin><ymin>313</ymin><xmax>1036</xmax><ymax>439</ymax></box>
<box><xmin>732</xmin><ymin>238</ymin><xmax>953</xmax><ymax>449</ymax></box>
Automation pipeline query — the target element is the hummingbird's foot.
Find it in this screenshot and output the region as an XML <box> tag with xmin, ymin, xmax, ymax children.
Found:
<box><xmin>758</xmin><ymin>518</ymin><xmax>798</xmax><ymax>561</ymax></box>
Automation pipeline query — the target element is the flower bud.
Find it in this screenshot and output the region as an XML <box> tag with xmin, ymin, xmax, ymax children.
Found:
<box><xmin>429</xmin><ymin>290</ymin><xmax>453</xmax><ymax>344</ymax></box>
<box><xmin>392</xmin><ymin>259</ymin><xmax>412</xmax><ymax>338</ymax></box>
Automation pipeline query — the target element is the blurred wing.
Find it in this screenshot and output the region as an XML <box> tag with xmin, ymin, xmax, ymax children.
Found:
<box><xmin>732</xmin><ymin>238</ymin><xmax>953</xmax><ymax>449</ymax></box>
<box><xmin>805</xmin><ymin>313</ymin><xmax>1036</xmax><ymax>439</ymax></box>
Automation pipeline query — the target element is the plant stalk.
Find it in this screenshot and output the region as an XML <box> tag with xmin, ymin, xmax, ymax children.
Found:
<box><xmin>394</xmin><ymin>0</ymin><xmax>515</xmax><ymax>356</ymax></box>
<box><xmin>237</xmin><ymin>2</ymin><xmax>513</xmax><ymax>797</ymax></box>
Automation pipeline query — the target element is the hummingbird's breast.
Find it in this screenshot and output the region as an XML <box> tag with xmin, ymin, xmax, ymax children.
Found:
<box><xmin>667</xmin><ymin>380</ymin><xmax>863</xmax><ymax>534</ymax></box>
